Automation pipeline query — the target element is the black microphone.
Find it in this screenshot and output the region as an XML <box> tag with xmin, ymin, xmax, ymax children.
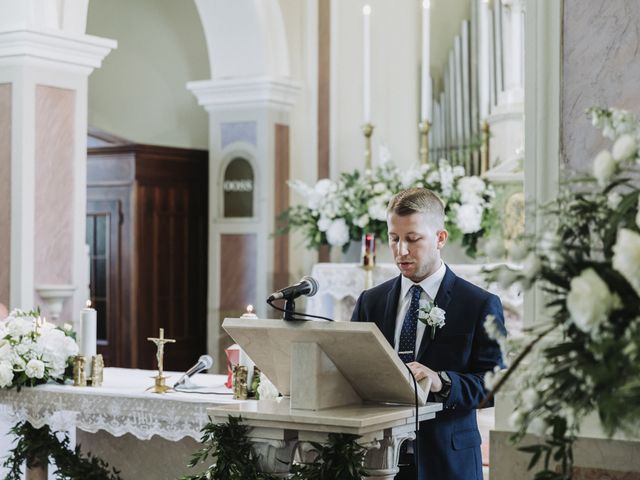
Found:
<box><xmin>267</xmin><ymin>276</ymin><xmax>319</xmax><ymax>302</ymax></box>
<box><xmin>174</xmin><ymin>354</ymin><xmax>213</xmax><ymax>387</ymax></box>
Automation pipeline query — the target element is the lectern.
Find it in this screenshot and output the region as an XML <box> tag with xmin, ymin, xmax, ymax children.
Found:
<box><xmin>206</xmin><ymin>318</ymin><xmax>442</xmax><ymax>479</ymax></box>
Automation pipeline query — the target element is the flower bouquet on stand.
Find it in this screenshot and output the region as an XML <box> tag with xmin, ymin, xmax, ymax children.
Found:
<box><xmin>484</xmin><ymin>107</ymin><xmax>640</xmax><ymax>479</ymax></box>
<box><xmin>280</xmin><ymin>150</ymin><xmax>497</xmax><ymax>258</ymax></box>
<box><xmin>0</xmin><ymin>308</ymin><xmax>78</xmax><ymax>389</ymax></box>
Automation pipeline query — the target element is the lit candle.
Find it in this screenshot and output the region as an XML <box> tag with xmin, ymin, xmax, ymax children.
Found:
<box><xmin>80</xmin><ymin>300</ymin><xmax>97</xmax><ymax>375</ymax></box>
<box><xmin>421</xmin><ymin>0</ymin><xmax>431</xmax><ymax>121</ymax></box>
<box><xmin>363</xmin><ymin>4</ymin><xmax>372</xmax><ymax>124</ymax></box>
<box><xmin>241</xmin><ymin>305</ymin><xmax>258</xmax><ymax>319</ymax></box>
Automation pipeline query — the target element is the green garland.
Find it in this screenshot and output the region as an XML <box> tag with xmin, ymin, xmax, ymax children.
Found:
<box><xmin>3</xmin><ymin>421</ymin><xmax>122</xmax><ymax>480</ymax></box>
<box><xmin>184</xmin><ymin>416</ymin><xmax>369</xmax><ymax>480</ymax></box>
<box><xmin>290</xmin><ymin>433</ymin><xmax>368</xmax><ymax>480</ymax></box>
<box><xmin>182</xmin><ymin>416</ymin><xmax>278</xmax><ymax>480</ymax></box>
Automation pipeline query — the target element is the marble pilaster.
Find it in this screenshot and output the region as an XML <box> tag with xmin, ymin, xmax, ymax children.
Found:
<box><xmin>0</xmin><ymin>9</ymin><xmax>115</xmax><ymax>324</ymax></box>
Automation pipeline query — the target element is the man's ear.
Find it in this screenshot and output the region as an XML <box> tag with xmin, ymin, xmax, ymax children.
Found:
<box><xmin>437</xmin><ymin>229</ymin><xmax>449</xmax><ymax>249</ymax></box>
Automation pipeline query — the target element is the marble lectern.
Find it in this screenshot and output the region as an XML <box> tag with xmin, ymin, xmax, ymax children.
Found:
<box><xmin>210</xmin><ymin>318</ymin><xmax>443</xmax><ymax>479</ymax></box>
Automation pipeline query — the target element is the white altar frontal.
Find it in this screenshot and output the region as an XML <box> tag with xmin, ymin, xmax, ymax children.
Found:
<box><xmin>0</xmin><ymin>368</ymin><xmax>240</xmax><ymax>479</ymax></box>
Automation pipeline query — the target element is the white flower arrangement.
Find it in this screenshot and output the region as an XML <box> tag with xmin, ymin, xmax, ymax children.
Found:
<box><xmin>281</xmin><ymin>154</ymin><xmax>497</xmax><ymax>257</ymax></box>
<box><xmin>0</xmin><ymin>308</ymin><xmax>78</xmax><ymax>389</ymax></box>
<box><xmin>483</xmin><ymin>106</ymin><xmax>640</xmax><ymax>479</ymax></box>
<box><xmin>417</xmin><ymin>300</ymin><xmax>446</xmax><ymax>339</ymax></box>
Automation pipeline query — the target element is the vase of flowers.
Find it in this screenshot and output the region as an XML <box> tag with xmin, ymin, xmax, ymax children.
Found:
<box><xmin>280</xmin><ymin>153</ymin><xmax>497</xmax><ymax>258</ymax></box>
<box><xmin>484</xmin><ymin>106</ymin><xmax>640</xmax><ymax>479</ymax></box>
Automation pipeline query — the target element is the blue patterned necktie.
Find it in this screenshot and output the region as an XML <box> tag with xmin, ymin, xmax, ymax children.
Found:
<box><xmin>398</xmin><ymin>285</ymin><xmax>423</xmax><ymax>363</ymax></box>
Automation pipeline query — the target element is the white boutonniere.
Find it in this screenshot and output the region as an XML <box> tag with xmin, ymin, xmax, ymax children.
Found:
<box><xmin>417</xmin><ymin>299</ymin><xmax>446</xmax><ymax>339</ymax></box>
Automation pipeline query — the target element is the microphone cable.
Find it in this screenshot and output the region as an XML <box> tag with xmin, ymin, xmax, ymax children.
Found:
<box><xmin>266</xmin><ymin>298</ymin><xmax>335</xmax><ymax>322</ymax></box>
<box><xmin>402</xmin><ymin>362</ymin><xmax>420</xmax><ymax>480</ymax></box>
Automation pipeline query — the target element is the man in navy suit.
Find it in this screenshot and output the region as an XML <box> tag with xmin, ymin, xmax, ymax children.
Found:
<box><xmin>351</xmin><ymin>187</ymin><xmax>505</xmax><ymax>480</ymax></box>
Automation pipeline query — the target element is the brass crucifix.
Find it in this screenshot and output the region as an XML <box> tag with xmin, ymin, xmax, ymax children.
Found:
<box><xmin>147</xmin><ymin>327</ymin><xmax>176</xmax><ymax>393</ymax></box>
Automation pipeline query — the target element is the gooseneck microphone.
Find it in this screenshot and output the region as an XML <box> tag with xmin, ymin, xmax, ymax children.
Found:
<box><xmin>267</xmin><ymin>276</ymin><xmax>319</xmax><ymax>302</ymax></box>
<box><xmin>174</xmin><ymin>354</ymin><xmax>213</xmax><ymax>388</ymax></box>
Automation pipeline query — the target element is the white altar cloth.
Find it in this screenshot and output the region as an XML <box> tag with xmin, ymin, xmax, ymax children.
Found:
<box><xmin>0</xmin><ymin>368</ymin><xmax>238</xmax><ymax>441</ymax></box>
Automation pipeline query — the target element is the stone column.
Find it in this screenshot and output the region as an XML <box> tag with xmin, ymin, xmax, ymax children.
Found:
<box><xmin>0</xmin><ymin>2</ymin><xmax>115</xmax><ymax>326</ymax></box>
<box><xmin>188</xmin><ymin>77</ymin><xmax>300</xmax><ymax>371</ymax></box>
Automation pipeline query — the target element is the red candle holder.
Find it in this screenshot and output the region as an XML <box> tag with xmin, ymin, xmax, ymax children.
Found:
<box><xmin>361</xmin><ymin>232</ymin><xmax>376</xmax><ymax>270</ymax></box>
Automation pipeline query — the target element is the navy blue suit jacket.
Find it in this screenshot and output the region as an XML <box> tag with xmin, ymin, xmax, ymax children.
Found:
<box><xmin>351</xmin><ymin>265</ymin><xmax>505</xmax><ymax>480</ymax></box>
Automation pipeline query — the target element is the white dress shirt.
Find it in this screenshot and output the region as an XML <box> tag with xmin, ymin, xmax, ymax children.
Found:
<box><xmin>393</xmin><ymin>261</ymin><xmax>447</xmax><ymax>356</ymax></box>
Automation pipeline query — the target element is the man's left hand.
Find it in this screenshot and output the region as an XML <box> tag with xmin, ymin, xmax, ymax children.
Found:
<box><xmin>406</xmin><ymin>362</ymin><xmax>442</xmax><ymax>392</ymax></box>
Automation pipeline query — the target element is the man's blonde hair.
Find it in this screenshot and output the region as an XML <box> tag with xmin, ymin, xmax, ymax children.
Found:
<box><xmin>387</xmin><ymin>187</ymin><xmax>445</xmax><ymax>228</ymax></box>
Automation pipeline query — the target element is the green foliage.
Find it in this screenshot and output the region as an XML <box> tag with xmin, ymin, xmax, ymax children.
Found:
<box><xmin>279</xmin><ymin>160</ymin><xmax>497</xmax><ymax>257</ymax></box>
<box><xmin>182</xmin><ymin>416</ymin><xmax>278</xmax><ymax>480</ymax></box>
<box><xmin>2</xmin><ymin>421</ymin><xmax>121</xmax><ymax>480</ymax></box>
<box><xmin>290</xmin><ymin>433</ymin><xmax>368</xmax><ymax>480</ymax></box>
<box><xmin>484</xmin><ymin>106</ymin><xmax>640</xmax><ymax>479</ymax></box>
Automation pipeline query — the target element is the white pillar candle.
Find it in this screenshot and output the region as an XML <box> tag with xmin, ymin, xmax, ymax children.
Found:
<box><xmin>421</xmin><ymin>0</ymin><xmax>431</xmax><ymax>121</ymax></box>
<box><xmin>363</xmin><ymin>4</ymin><xmax>372</xmax><ymax>124</ymax></box>
<box><xmin>80</xmin><ymin>301</ymin><xmax>97</xmax><ymax>374</ymax></box>
<box><xmin>478</xmin><ymin>0</ymin><xmax>491</xmax><ymax>119</ymax></box>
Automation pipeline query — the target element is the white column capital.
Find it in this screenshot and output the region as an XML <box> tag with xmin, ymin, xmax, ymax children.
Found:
<box><xmin>0</xmin><ymin>29</ymin><xmax>116</xmax><ymax>75</ymax></box>
<box><xmin>187</xmin><ymin>76</ymin><xmax>302</xmax><ymax>112</ymax></box>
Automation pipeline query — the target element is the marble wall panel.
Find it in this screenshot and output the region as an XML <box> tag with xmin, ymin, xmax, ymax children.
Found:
<box><xmin>0</xmin><ymin>84</ymin><xmax>10</xmax><ymax>308</ymax></box>
<box><xmin>34</xmin><ymin>86</ymin><xmax>75</xmax><ymax>287</ymax></box>
<box><xmin>562</xmin><ymin>0</ymin><xmax>640</xmax><ymax>172</ymax></box>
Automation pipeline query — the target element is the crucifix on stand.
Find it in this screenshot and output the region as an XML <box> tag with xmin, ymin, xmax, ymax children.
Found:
<box><xmin>147</xmin><ymin>328</ymin><xmax>176</xmax><ymax>393</ymax></box>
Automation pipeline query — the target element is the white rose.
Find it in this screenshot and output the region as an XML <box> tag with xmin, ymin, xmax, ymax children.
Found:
<box><xmin>373</xmin><ymin>182</ymin><xmax>386</xmax><ymax>194</ymax></box>
<box><xmin>367</xmin><ymin>199</ymin><xmax>388</xmax><ymax>222</ymax></box>
<box><xmin>455</xmin><ymin>203</ymin><xmax>483</xmax><ymax>234</ymax></box>
<box><xmin>521</xmin><ymin>388</ymin><xmax>539</xmax><ymax>411</ymax></box>
<box><xmin>428</xmin><ymin>307</ymin><xmax>446</xmax><ymax>327</ymax></box>
<box><xmin>314</xmin><ymin>178</ymin><xmax>334</xmax><ymax>196</ymax></box>
<box><xmin>317</xmin><ymin>216</ymin><xmax>332</xmax><ymax>232</ymax></box>
<box><xmin>528</xmin><ymin>417</ymin><xmax>547</xmax><ymax>437</ymax></box>
<box><xmin>0</xmin><ymin>340</ymin><xmax>12</xmax><ymax>361</ymax></box>
<box><xmin>325</xmin><ymin>219</ymin><xmax>350</xmax><ymax>247</ymax></box>
<box><xmin>452</xmin><ymin>165</ymin><xmax>466</xmax><ymax>178</ymax></box>
<box><xmin>0</xmin><ymin>362</ymin><xmax>13</xmax><ymax>388</ymax></box>
<box><xmin>25</xmin><ymin>359</ymin><xmax>45</xmax><ymax>379</ymax></box>
<box><xmin>509</xmin><ymin>410</ymin><xmax>525</xmax><ymax>429</ymax></box>
<box><xmin>592</xmin><ymin>150</ymin><xmax>616</xmax><ymax>186</ymax></box>
<box><xmin>6</xmin><ymin>317</ymin><xmax>34</xmax><ymax>338</ymax></box>
<box><xmin>426</xmin><ymin>171</ymin><xmax>440</xmax><ymax>184</ymax></box>
<box><xmin>566</xmin><ymin>268</ymin><xmax>618</xmax><ymax>333</ymax></box>
<box><xmin>612</xmin><ymin>228</ymin><xmax>640</xmax><ymax>297</ymax></box>
<box><xmin>354</xmin><ymin>214</ymin><xmax>369</xmax><ymax>229</ymax></box>
<box><xmin>257</xmin><ymin>372</ymin><xmax>279</xmax><ymax>400</ymax></box>
<box><xmin>607</xmin><ymin>192</ymin><xmax>623</xmax><ymax>210</ymax></box>
<box><xmin>612</xmin><ymin>133</ymin><xmax>637</xmax><ymax>161</ymax></box>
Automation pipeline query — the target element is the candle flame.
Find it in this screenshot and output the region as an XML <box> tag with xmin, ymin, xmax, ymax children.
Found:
<box><xmin>246</xmin><ymin>304</ymin><xmax>254</xmax><ymax>314</ymax></box>
<box><xmin>363</xmin><ymin>5</ymin><xmax>371</xmax><ymax>15</ymax></box>
<box><xmin>86</xmin><ymin>299</ymin><xmax>92</xmax><ymax>308</ymax></box>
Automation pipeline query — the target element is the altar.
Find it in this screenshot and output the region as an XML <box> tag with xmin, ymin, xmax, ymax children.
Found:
<box><xmin>0</xmin><ymin>368</ymin><xmax>239</xmax><ymax>479</ymax></box>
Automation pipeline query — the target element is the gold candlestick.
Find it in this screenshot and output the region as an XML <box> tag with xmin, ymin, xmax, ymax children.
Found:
<box><xmin>418</xmin><ymin>121</ymin><xmax>431</xmax><ymax>165</ymax></box>
<box><xmin>147</xmin><ymin>328</ymin><xmax>176</xmax><ymax>393</ymax></box>
<box><xmin>361</xmin><ymin>123</ymin><xmax>375</xmax><ymax>170</ymax></box>
<box><xmin>480</xmin><ymin>120</ymin><xmax>490</xmax><ymax>175</ymax></box>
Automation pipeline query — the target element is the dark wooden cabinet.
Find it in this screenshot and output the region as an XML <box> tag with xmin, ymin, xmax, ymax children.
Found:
<box><xmin>87</xmin><ymin>132</ymin><xmax>208</xmax><ymax>371</ymax></box>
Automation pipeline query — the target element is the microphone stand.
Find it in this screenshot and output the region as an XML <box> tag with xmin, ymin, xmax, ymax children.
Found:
<box><xmin>283</xmin><ymin>298</ymin><xmax>296</xmax><ymax>321</ymax></box>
